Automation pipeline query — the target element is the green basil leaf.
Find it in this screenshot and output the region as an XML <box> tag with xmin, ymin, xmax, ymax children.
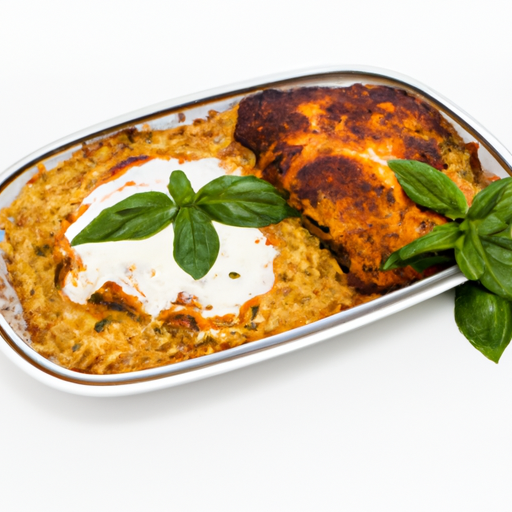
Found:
<box><xmin>467</xmin><ymin>177</ymin><xmax>512</xmax><ymax>223</ymax></box>
<box><xmin>195</xmin><ymin>175</ymin><xmax>300</xmax><ymax>227</ymax></box>
<box><xmin>476</xmin><ymin>213</ymin><xmax>508</xmax><ymax>236</ymax></box>
<box><xmin>71</xmin><ymin>192</ymin><xmax>176</xmax><ymax>245</ymax></box>
<box><xmin>388</xmin><ymin>159</ymin><xmax>468</xmax><ymax>220</ymax></box>
<box><xmin>382</xmin><ymin>250</ymin><xmax>454</xmax><ymax>272</ymax></box>
<box><xmin>173</xmin><ymin>207</ymin><xmax>220</xmax><ymax>280</ymax></box>
<box><xmin>381</xmin><ymin>250</ymin><xmax>406</xmax><ymax>270</ymax></box>
<box><xmin>456</xmin><ymin>220</ymin><xmax>512</xmax><ymax>299</ymax></box>
<box><xmin>454</xmin><ymin>227</ymin><xmax>485</xmax><ymax>281</ymax></box>
<box><xmin>168</xmin><ymin>170</ymin><xmax>195</xmax><ymax>207</ymax></box>
<box><xmin>382</xmin><ymin>222</ymin><xmax>461</xmax><ymax>270</ymax></box>
<box><xmin>480</xmin><ymin>231</ymin><xmax>512</xmax><ymax>251</ymax></box>
<box><xmin>478</xmin><ymin>234</ymin><xmax>512</xmax><ymax>300</ymax></box>
<box><xmin>454</xmin><ymin>281</ymin><xmax>512</xmax><ymax>363</ymax></box>
<box><xmin>398</xmin><ymin>222</ymin><xmax>462</xmax><ymax>260</ymax></box>
<box><xmin>408</xmin><ymin>254</ymin><xmax>455</xmax><ymax>273</ymax></box>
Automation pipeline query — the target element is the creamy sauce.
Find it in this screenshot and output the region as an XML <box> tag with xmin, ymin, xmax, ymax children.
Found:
<box><xmin>63</xmin><ymin>158</ymin><xmax>278</xmax><ymax>318</ymax></box>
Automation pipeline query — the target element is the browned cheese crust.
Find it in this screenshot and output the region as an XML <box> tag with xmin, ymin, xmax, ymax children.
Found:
<box><xmin>0</xmin><ymin>108</ymin><xmax>354</xmax><ymax>374</ymax></box>
<box><xmin>235</xmin><ymin>85</ymin><xmax>489</xmax><ymax>295</ymax></box>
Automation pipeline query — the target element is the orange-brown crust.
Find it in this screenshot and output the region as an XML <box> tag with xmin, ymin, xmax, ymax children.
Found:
<box><xmin>235</xmin><ymin>85</ymin><xmax>485</xmax><ymax>294</ymax></box>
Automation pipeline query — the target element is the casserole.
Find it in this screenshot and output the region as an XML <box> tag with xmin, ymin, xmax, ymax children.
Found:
<box><xmin>0</xmin><ymin>66</ymin><xmax>511</xmax><ymax>396</ymax></box>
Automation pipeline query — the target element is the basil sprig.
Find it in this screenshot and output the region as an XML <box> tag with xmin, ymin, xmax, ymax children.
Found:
<box><xmin>71</xmin><ymin>170</ymin><xmax>299</xmax><ymax>280</ymax></box>
<box><xmin>383</xmin><ymin>159</ymin><xmax>512</xmax><ymax>362</ymax></box>
<box><xmin>71</xmin><ymin>192</ymin><xmax>178</xmax><ymax>245</ymax></box>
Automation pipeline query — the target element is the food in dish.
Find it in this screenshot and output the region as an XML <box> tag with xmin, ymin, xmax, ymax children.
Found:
<box><xmin>0</xmin><ymin>108</ymin><xmax>354</xmax><ymax>374</ymax></box>
<box><xmin>235</xmin><ymin>85</ymin><xmax>491</xmax><ymax>296</ymax></box>
<box><xmin>0</xmin><ymin>84</ymin><xmax>491</xmax><ymax>374</ymax></box>
<box><xmin>62</xmin><ymin>157</ymin><xmax>281</xmax><ymax>318</ymax></box>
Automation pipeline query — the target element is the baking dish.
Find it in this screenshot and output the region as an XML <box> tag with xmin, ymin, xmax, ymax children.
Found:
<box><xmin>1</xmin><ymin>65</ymin><xmax>511</xmax><ymax>396</ymax></box>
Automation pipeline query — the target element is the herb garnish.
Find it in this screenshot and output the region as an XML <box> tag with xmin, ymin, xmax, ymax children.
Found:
<box><xmin>71</xmin><ymin>171</ymin><xmax>299</xmax><ymax>280</ymax></box>
<box><xmin>383</xmin><ymin>159</ymin><xmax>512</xmax><ymax>362</ymax></box>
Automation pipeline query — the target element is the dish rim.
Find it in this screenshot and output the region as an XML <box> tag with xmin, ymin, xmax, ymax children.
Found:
<box><xmin>1</xmin><ymin>64</ymin><xmax>511</xmax><ymax>397</ymax></box>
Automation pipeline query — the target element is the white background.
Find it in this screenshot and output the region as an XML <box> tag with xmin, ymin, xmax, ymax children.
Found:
<box><xmin>1</xmin><ymin>1</ymin><xmax>512</xmax><ymax>510</ymax></box>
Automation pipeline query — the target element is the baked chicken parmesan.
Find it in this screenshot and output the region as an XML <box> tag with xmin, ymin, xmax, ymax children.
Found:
<box><xmin>235</xmin><ymin>84</ymin><xmax>490</xmax><ymax>296</ymax></box>
<box><xmin>0</xmin><ymin>84</ymin><xmax>490</xmax><ymax>374</ymax></box>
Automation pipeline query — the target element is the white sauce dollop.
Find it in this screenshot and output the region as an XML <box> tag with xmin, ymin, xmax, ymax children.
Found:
<box><xmin>63</xmin><ymin>158</ymin><xmax>278</xmax><ymax>318</ymax></box>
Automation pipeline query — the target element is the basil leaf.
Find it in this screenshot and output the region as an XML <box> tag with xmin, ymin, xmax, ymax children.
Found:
<box><xmin>476</xmin><ymin>213</ymin><xmax>508</xmax><ymax>236</ymax></box>
<box><xmin>71</xmin><ymin>192</ymin><xmax>176</xmax><ymax>245</ymax></box>
<box><xmin>173</xmin><ymin>207</ymin><xmax>220</xmax><ymax>280</ymax></box>
<box><xmin>467</xmin><ymin>177</ymin><xmax>512</xmax><ymax>223</ymax></box>
<box><xmin>388</xmin><ymin>159</ymin><xmax>468</xmax><ymax>220</ymax></box>
<box><xmin>408</xmin><ymin>254</ymin><xmax>455</xmax><ymax>273</ymax></box>
<box><xmin>381</xmin><ymin>250</ymin><xmax>407</xmax><ymax>270</ymax></box>
<box><xmin>480</xmin><ymin>231</ymin><xmax>512</xmax><ymax>251</ymax></box>
<box><xmin>195</xmin><ymin>175</ymin><xmax>300</xmax><ymax>227</ymax></box>
<box><xmin>399</xmin><ymin>222</ymin><xmax>461</xmax><ymax>260</ymax></box>
<box><xmin>382</xmin><ymin>250</ymin><xmax>454</xmax><ymax>272</ymax></box>
<box><xmin>454</xmin><ymin>231</ymin><xmax>485</xmax><ymax>281</ymax></box>
<box><xmin>454</xmin><ymin>219</ymin><xmax>512</xmax><ymax>299</ymax></box>
<box><xmin>168</xmin><ymin>170</ymin><xmax>195</xmax><ymax>206</ymax></box>
<box><xmin>478</xmin><ymin>233</ymin><xmax>512</xmax><ymax>300</ymax></box>
<box><xmin>455</xmin><ymin>281</ymin><xmax>512</xmax><ymax>363</ymax></box>
<box><xmin>382</xmin><ymin>222</ymin><xmax>461</xmax><ymax>270</ymax></box>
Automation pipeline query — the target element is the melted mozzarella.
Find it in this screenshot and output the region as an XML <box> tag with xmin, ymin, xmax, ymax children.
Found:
<box><xmin>63</xmin><ymin>158</ymin><xmax>278</xmax><ymax>318</ymax></box>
